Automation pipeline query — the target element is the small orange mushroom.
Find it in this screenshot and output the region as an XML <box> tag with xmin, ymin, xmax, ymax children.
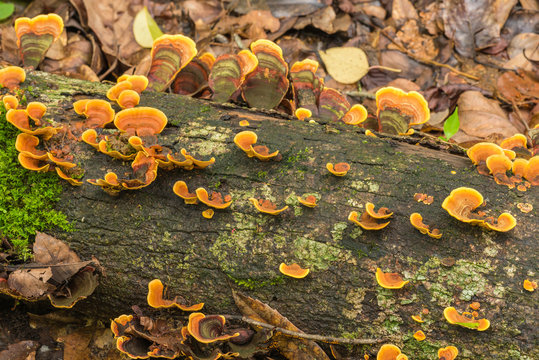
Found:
<box><xmin>410</xmin><ymin>212</ymin><xmax>442</xmax><ymax>239</ymax></box>
<box><xmin>117</xmin><ymin>74</ymin><xmax>149</xmax><ymax>94</ymax></box>
<box><xmin>0</xmin><ymin>66</ymin><xmax>26</xmax><ymax>90</ymax></box>
<box><xmin>327</xmin><ymin>162</ymin><xmax>351</xmax><ymax>176</ymax></box>
<box><xmin>523</xmin><ymin>156</ymin><xmax>538</xmax><ymax>186</ymax></box>
<box><xmin>365</xmin><ymin>202</ymin><xmax>393</xmax><ymax>219</ymax></box>
<box><xmin>348</xmin><ymin>211</ymin><xmax>390</xmax><ymax>230</ymax></box>
<box><xmin>195</xmin><ymin>188</ymin><xmax>232</xmax><ymax>209</ymax></box>
<box><xmin>295</xmin><ymin>108</ymin><xmax>312</xmax><ymax>121</ymax></box>
<box><xmin>481</xmin><ymin>212</ymin><xmax>517</xmax><ymax>232</ymax></box>
<box><xmin>202</xmin><ymin>209</ymin><xmax>214</xmax><ymax>219</ymax></box>
<box><xmin>251</xmin><ymin>145</ymin><xmax>280</xmax><ymax>161</ymax></box>
<box><xmin>375</xmin><ymin>268</ymin><xmax>409</xmax><ymax>289</ymax></box>
<box><xmin>6</xmin><ymin>109</ymin><xmax>62</xmax><ymax>140</ymax></box>
<box><xmin>2</xmin><ymin>95</ymin><xmax>19</xmax><ymax>110</ymax></box>
<box><xmin>239</xmin><ymin>120</ymin><xmax>250</xmax><ymax>126</ymax></box>
<box><xmin>279</xmin><ymin>263</ymin><xmax>310</xmax><ymax>278</ymax></box>
<box><xmin>500</xmin><ymin>133</ymin><xmax>527</xmax><ymax>151</ymax></box>
<box><xmin>365</xmin><ymin>130</ymin><xmax>378</xmax><ymax>137</ymax></box>
<box><xmin>512</xmin><ymin>158</ymin><xmax>528</xmax><ymax>181</ymax></box>
<box><xmin>47</xmin><ymin>152</ymin><xmax>76</xmax><ymax>169</ymax></box>
<box><xmin>298</xmin><ymin>194</ymin><xmax>318</xmax><ymax>208</ymax></box>
<box><xmin>110</xmin><ymin>314</ymin><xmax>133</xmax><ymax>337</ymax></box>
<box><xmin>443</xmin><ymin>306</ymin><xmax>490</xmax><ymax>331</ymax></box>
<box><xmin>438</xmin><ymin>346</ymin><xmax>458</xmax><ymax>360</ymax></box>
<box><xmin>413</xmin><ymin>330</ymin><xmax>426</xmax><ymax>341</ymax></box>
<box><xmin>114</xmin><ymin>107</ymin><xmax>167</xmax><ymax>136</ymax></box>
<box><xmin>147</xmin><ymin>279</ymin><xmax>204</xmax><ymax>311</ymax></box>
<box><xmin>486</xmin><ymin>154</ymin><xmax>513</xmax><ymax>187</ymax></box>
<box><xmin>342</xmin><ymin>104</ymin><xmax>368</xmax><ymax>125</ymax></box>
<box><xmin>234</xmin><ymin>130</ymin><xmax>258</xmax><ymax>157</ymax></box>
<box><xmin>80</xmin><ymin>129</ymin><xmax>100</xmax><ymax>149</ymax></box>
<box><xmin>376</xmin><ymin>87</ymin><xmax>430</xmax><ymax>135</ymax></box>
<box><xmin>117</xmin><ymin>89</ymin><xmax>140</xmax><ymax>109</ymax></box>
<box><xmin>55</xmin><ymin>167</ymin><xmax>83</xmax><ymax>186</ymax></box>
<box><xmin>441</xmin><ymin>187</ymin><xmax>485</xmax><ymax>225</ymax></box>
<box><xmin>376</xmin><ymin>344</ymin><xmax>404</xmax><ymax>360</ymax></box>
<box><xmin>180</xmin><ymin>149</ymin><xmax>215</xmax><ymax>169</ymax></box>
<box><xmin>523</xmin><ymin>279</ymin><xmax>537</xmax><ymax>292</ymax></box>
<box><xmin>249</xmin><ymin>198</ymin><xmax>288</xmax><ymax>215</ymax></box>
<box><xmin>74</xmin><ymin>99</ymin><xmax>115</xmax><ymax>128</ymax></box>
<box><xmin>467</xmin><ymin>142</ymin><xmax>505</xmax><ymax>176</ymax></box>
<box><xmin>411</xmin><ymin>314</ymin><xmax>424</xmax><ymax>323</ymax></box>
<box><xmin>26</xmin><ymin>102</ymin><xmax>47</xmax><ymax>125</ymax></box>
<box><xmin>15</xmin><ymin>133</ymin><xmax>47</xmax><ymax>159</ymax></box>
<box><xmin>173</xmin><ymin>181</ymin><xmax>198</xmax><ymax>204</ymax></box>
<box><xmin>187</xmin><ymin>312</ymin><xmax>239</xmax><ymax>344</ymax></box>
<box><xmin>18</xmin><ymin>152</ymin><xmax>50</xmax><ymax>172</ymax></box>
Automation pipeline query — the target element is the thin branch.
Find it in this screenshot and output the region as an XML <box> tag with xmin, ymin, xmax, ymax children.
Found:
<box><xmin>224</xmin><ymin>315</ymin><xmax>382</xmax><ymax>345</ymax></box>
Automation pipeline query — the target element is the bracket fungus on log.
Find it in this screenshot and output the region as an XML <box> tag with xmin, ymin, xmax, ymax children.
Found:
<box><xmin>15</xmin><ymin>133</ymin><xmax>47</xmax><ymax>159</ymax></box>
<box><xmin>234</xmin><ymin>130</ymin><xmax>257</xmax><ymax>157</ymax></box>
<box><xmin>248</xmin><ymin>198</ymin><xmax>288</xmax><ymax>215</ymax></box>
<box><xmin>6</xmin><ymin>108</ymin><xmax>62</xmax><ymax>140</ymax></box>
<box><xmin>173</xmin><ymin>181</ymin><xmax>198</xmax><ymax>204</ymax></box>
<box><xmin>294</xmin><ymin>108</ymin><xmax>312</xmax><ymax>121</ymax></box>
<box><xmin>298</xmin><ymin>194</ymin><xmax>318</xmax><ymax>208</ymax></box>
<box><xmin>114</xmin><ymin>107</ymin><xmax>167</xmax><ymax>137</ymax></box>
<box><xmin>289</xmin><ymin>59</ymin><xmax>321</xmax><ymax>115</ymax></box>
<box><xmin>279</xmin><ymin>263</ymin><xmax>310</xmax><ymax>279</ymax></box>
<box><xmin>2</xmin><ymin>95</ymin><xmax>19</xmax><ymax>111</ymax></box>
<box><xmin>147</xmin><ymin>279</ymin><xmax>204</xmax><ymax>311</ymax></box>
<box><xmin>523</xmin><ymin>279</ymin><xmax>537</xmax><ymax>292</ymax></box>
<box><xmin>326</xmin><ymin>162</ymin><xmax>351</xmax><ymax>176</ymax></box>
<box><xmin>195</xmin><ymin>188</ymin><xmax>232</xmax><ymax>209</ymax></box>
<box><xmin>342</xmin><ymin>104</ymin><xmax>368</xmax><ymax>125</ymax></box>
<box><xmin>0</xmin><ymin>66</ymin><xmax>25</xmax><ymax>90</ymax></box>
<box><xmin>443</xmin><ymin>306</ymin><xmax>490</xmax><ymax>331</ymax></box>
<box><xmin>376</xmin><ymin>344</ymin><xmax>408</xmax><ymax>360</ymax></box>
<box><xmin>117</xmin><ymin>90</ymin><xmax>140</xmax><ymax>109</ymax></box>
<box><xmin>17</xmin><ymin>152</ymin><xmax>50</xmax><ymax>172</ymax></box>
<box><xmin>466</xmin><ymin>142</ymin><xmax>505</xmax><ymax>176</ymax></box>
<box><xmin>15</xmin><ymin>14</ymin><xmax>64</xmax><ymax>69</ymax></box>
<box><xmin>187</xmin><ymin>313</ymin><xmax>240</xmax><ymax>344</ymax></box>
<box><xmin>348</xmin><ymin>211</ymin><xmax>390</xmax><ymax>230</ymax></box>
<box><xmin>438</xmin><ymin>346</ymin><xmax>459</xmax><ymax>360</ymax></box>
<box><xmin>318</xmin><ymin>87</ymin><xmax>350</xmax><ymax>122</ymax></box>
<box><xmin>485</xmin><ymin>153</ymin><xmax>514</xmax><ymax>188</ymax></box>
<box><xmin>209</xmin><ymin>51</ymin><xmax>258</xmax><ymax>103</ymax></box>
<box><xmin>147</xmin><ymin>34</ymin><xmax>198</xmax><ymax>92</ymax></box>
<box><xmin>375</xmin><ymin>86</ymin><xmax>430</xmax><ymax>135</ymax></box>
<box><xmin>410</xmin><ymin>212</ymin><xmax>442</xmax><ymax>239</ymax></box>
<box><xmin>172</xmin><ymin>52</ymin><xmax>215</xmax><ymax>96</ymax></box>
<box><xmin>73</xmin><ymin>99</ymin><xmax>115</xmax><ymax>129</ymax></box>
<box><xmin>375</xmin><ymin>268</ymin><xmax>409</xmax><ymax>289</ymax></box>
<box><xmin>242</xmin><ymin>39</ymin><xmax>289</xmax><ymax>110</ymax></box>
<box><xmin>524</xmin><ymin>156</ymin><xmax>538</xmax><ymax>185</ymax></box>
<box><xmin>26</xmin><ymin>102</ymin><xmax>47</xmax><ymax>124</ymax></box>
<box><xmin>413</xmin><ymin>330</ymin><xmax>426</xmax><ymax>341</ymax></box>
<box><xmin>365</xmin><ymin>202</ymin><xmax>393</xmax><ymax>219</ymax></box>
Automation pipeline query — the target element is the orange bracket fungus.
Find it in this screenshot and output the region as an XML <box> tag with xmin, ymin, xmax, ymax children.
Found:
<box><xmin>251</xmin><ymin>145</ymin><xmax>280</xmax><ymax>161</ymax></box>
<box><xmin>97</xmin><ymin>135</ymin><xmax>137</xmax><ymax>161</ymax></box>
<box><xmin>443</xmin><ymin>306</ymin><xmax>490</xmax><ymax>331</ymax></box>
<box><xmin>187</xmin><ymin>313</ymin><xmax>240</xmax><ymax>343</ymax></box>
<box><xmin>15</xmin><ymin>133</ymin><xmax>47</xmax><ymax>159</ymax></box>
<box><xmin>15</xmin><ymin>14</ymin><xmax>64</xmax><ymax>69</ymax></box>
<box><xmin>239</xmin><ymin>120</ymin><xmax>250</xmax><ymax>126</ymax></box>
<box><xmin>26</xmin><ymin>102</ymin><xmax>47</xmax><ymax>125</ymax></box>
<box><xmin>438</xmin><ymin>346</ymin><xmax>458</xmax><ymax>360</ymax></box>
<box><xmin>298</xmin><ymin>194</ymin><xmax>318</xmax><ymax>208</ymax></box>
<box><xmin>295</xmin><ymin>108</ymin><xmax>312</xmax><ymax>121</ymax></box>
<box><xmin>348</xmin><ymin>211</ymin><xmax>390</xmax><ymax>230</ymax></box>
<box><xmin>195</xmin><ymin>188</ymin><xmax>232</xmax><ymax>209</ymax></box>
<box><xmin>116</xmin><ymin>74</ymin><xmax>149</xmax><ymax>94</ymax></box>
<box><xmin>18</xmin><ymin>152</ymin><xmax>50</xmax><ymax>172</ymax></box>
<box><xmin>173</xmin><ymin>181</ymin><xmax>198</xmax><ymax>204</ymax></box>
<box><xmin>500</xmin><ymin>133</ymin><xmax>531</xmax><ymax>158</ymax></box>
<box><xmin>242</xmin><ymin>39</ymin><xmax>289</xmax><ymax>110</ymax></box>
<box><xmin>410</xmin><ymin>212</ymin><xmax>442</xmax><ymax>239</ymax></box>
<box><xmin>202</xmin><ymin>209</ymin><xmax>215</xmax><ymax>219</ymax></box>
<box><xmin>413</xmin><ymin>330</ymin><xmax>426</xmax><ymax>341</ymax></box>
<box><xmin>234</xmin><ymin>130</ymin><xmax>257</xmax><ymax>157</ymax></box>
<box><xmin>365</xmin><ymin>202</ymin><xmax>393</xmax><ymax>219</ymax></box>
<box><xmin>318</xmin><ymin>87</ymin><xmax>351</xmax><ymax>122</ymax></box>
<box><xmin>209</xmin><ymin>50</ymin><xmax>258</xmax><ymax>103</ymax></box>
<box><xmin>117</xmin><ymin>89</ymin><xmax>140</xmax><ymax>109</ymax></box>
<box><xmin>279</xmin><ymin>263</ymin><xmax>310</xmax><ymax>278</ymax></box>
<box><xmin>411</xmin><ymin>314</ymin><xmax>424</xmax><ymax>323</ymax></box>
<box><xmin>342</xmin><ymin>104</ymin><xmax>368</xmax><ymax>125</ymax></box>
<box><xmin>2</xmin><ymin>94</ymin><xmax>19</xmax><ymax>110</ymax></box>
<box><xmin>375</xmin><ymin>268</ymin><xmax>409</xmax><ymax>289</ymax></box>
<box><xmin>147</xmin><ymin>34</ymin><xmax>197</xmax><ymax>92</ymax></box>
<box><xmin>524</xmin><ymin>155</ymin><xmax>538</xmax><ymax>185</ymax></box>
<box><xmin>249</xmin><ymin>198</ymin><xmax>288</xmax><ymax>215</ymax></box>
<box><xmin>180</xmin><ymin>148</ymin><xmax>215</xmax><ymax>169</ymax></box>
<box><xmin>0</xmin><ymin>66</ymin><xmax>25</xmax><ymax>90</ymax></box>
<box><xmin>377</xmin><ymin>344</ymin><xmax>408</xmax><ymax>360</ymax></box>
<box><xmin>172</xmin><ymin>52</ymin><xmax>215</xmax><ymax>96</ymax></box>
<box><xmin>442</xmin><ymin>187</ymin><xmax>516</xmax><ymax>232</ymax></box>
<box><xmin>6</xmin><ymin>109</ymin><xmax>62</xmax><ymax>140</ymax></box>
<box><xmin>114</xmin><ymin>107</ymin><xmax>167</xmax><ymax>137</ymax></box>
<box><xmin>466</xmin><ymin>142</ymin><xmax>505</xmax><ymax>176</ymax></box>
<box><xmin>523</xmin><ymin>279</ymin><xmax>537</xmax><ymax>292</ymax></box>
<box><xmin>87</xmin><ymin>172</ymin><xmax>123</xmax><ymax>196</ymax></box>
<box><xmin>486</xmin><ymin>153</ymin><xmax>514</xmax><ymax>187</ymax></box>
<box><xmin>147</xmin><ymin>279</ymin><xmax>204</xmax><ymax>311</ymax></box>
<box><xmin>375</xmin><ymin>86</ymin><xmax>429</xmax><ymax>135</ymax></box>
<box><xmin>289</xmin><ymin>59</ymin><xmax>321</xmax><ymax>115</ymax></box>
<box><xmin>55</xmin><ymin>167</ymin><xmax>83</xmax><ymax>186</ymax></box>
<box><xmin>327</xmin><ymin>162</ymin><xmax>351</xmax><ymax>176</ymax></box>
<box><xmin>73</xmin><ymin>99</ymin><xmax>115</xmax><ymax>129</ymax></box>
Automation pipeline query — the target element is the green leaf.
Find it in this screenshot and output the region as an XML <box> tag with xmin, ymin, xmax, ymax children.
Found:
<box><xmin>443</xmin><ymin>106</ymin><xmax>460</xmax><ymax>140</ymax></box>
<box><xmin>133</xmin><ymin>6</ymin><xmax>164</xmax><ymax>48</ymax></box>
<box><xmin>0</xmin><ymin>2</ymin><xmax>15</xmax><ymax>21</ymax></box>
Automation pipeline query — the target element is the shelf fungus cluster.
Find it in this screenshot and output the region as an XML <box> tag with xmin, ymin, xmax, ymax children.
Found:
<box><xmin>442</xmin><ymin>187</ymin><xmax>516</xmax><ymax>232</ymax></box>
<box><xmin>376</xmin><ymin>344</ymin><xmax>409</xmax><ymax>360</ymax></box>
<box><xmin>410</xmin><ymin>212</ymin><xmax>442</xmax><ymax>238</ymax></box>
<box><xmin>233</xmin><ymin>130</ymin><xmax>280</xmax><ymax>161</ymax></box>
<box><xmin>467</xmin><ymin>139</ymin><xmax>538</xmax><ymax>190</ymax></box>
<box><xmin>375</xmin><ymin>268</ymin><xmax>409</xmax><ymax>289</ymax></box>
<box><xmin>443</xmin><ymin>306</ymin><xmax>490</xmax><ymax>331</ymax></box>
<box><xmin>111</xmin><ymin>279</ymin><xmax>267</xmax><ymax>360</ymax></box>
<box><xmin>348</xmin><ymin>202</ymin><xmax>393</xmax><ymax>230</ymax></box>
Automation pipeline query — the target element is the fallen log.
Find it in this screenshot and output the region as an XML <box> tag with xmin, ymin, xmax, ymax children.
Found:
<box><xmin>1</xmin><ymin>71</ymin><xmax>537</xmax><ymax>359</ymax></box>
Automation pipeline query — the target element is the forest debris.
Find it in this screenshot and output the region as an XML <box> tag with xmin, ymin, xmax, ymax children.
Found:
<box><xmin>497</xmin><ymin>71</ymin><xmax>539</xmax><ymax>104</ymax></box>
<box><xmin>0</xmin><ymin>340</ymin><xmax>39</xmax><ymax>360</ymax></box>
<box><xmin>392</xmin><ymin>0</ymin><xmax>419</xmax><ymax>26</ymax></box>
<box><xmin>215</xmin><ymin>10</ymin><xmax>280</xmax><ymax>40</ymax></box>
<box><xmin>319</xmin><ymin>47</ymin><xmax>369</xmax><ymax>84</ymax></box>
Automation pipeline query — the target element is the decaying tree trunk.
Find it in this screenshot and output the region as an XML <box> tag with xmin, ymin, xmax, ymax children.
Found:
<box><xmin>4</xmin><ymin>71</ymin><xmax>538</xmax><ymax>359</ymax></box>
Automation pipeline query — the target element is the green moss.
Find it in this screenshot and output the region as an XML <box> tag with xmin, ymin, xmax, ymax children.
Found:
<box><xmin>228</xmin><ymin>274</ymin><xmax>285</xmax><ymax>290</ymax></box>
<box><xmin>0</xmin><ymin>103</ymin><xmax>71</xmax><ymax>260</ymax></box>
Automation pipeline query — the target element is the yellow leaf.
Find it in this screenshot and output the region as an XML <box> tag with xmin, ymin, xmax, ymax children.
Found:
<box><xmin>319</xmin><ymin>47</ymin><xmax>369</xmax><ymax>84</ymax></box>
<box><xmin>133</xmin><ymin>6</ymin><xmax>164</xmax><ymax>48</ymax></box>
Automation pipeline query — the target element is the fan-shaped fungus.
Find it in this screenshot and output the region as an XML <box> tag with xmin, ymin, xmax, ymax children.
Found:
<box><xmin>180</xmin><ymin>149</ymin><xmax>215</xmax><ymax>169</ymax></box>
<box><xmin>239</xmin><ymin>120</ymin><xmax>250</xmax><ymax>126</ymax></box>
<box><xmin>195</xmin><ymin>188</ymin><xmax>232</xmax><ymax>209</ymax></box>
<box><xmin>117</xmin><ymin>89</ymin><xmax>140</xmax><ymax>109</ymax></box>
<box><xmin>482</xmin><ymin>213</ymin><xmax>517</xmax><ymax>232</ymax></box>
<box><xmin>411</xmin><ymin>315</ymin><xmax>424</xmax><ymax>323</ymax></box>
<box><xmin>500</xmin><ymin>133</ymin><xmax>528</xmax><ymax>151</ymax></box>
<box><xmin>110</xmin><ymin>314</ymin><xmax>133</xmax><ymax>337</ymax></box>
<box><xmin>486</xmin><ymin>154</ymin><xmax>513</xmax><ymax>187</ymax></box>
<box><xmin>18</xmin><ymin>152</ymin><xmax>50</xmax><ymax>172</ymax></box>
<box><xmin>524</xmin><ymin>156</ymin><xmax>538</xmax><ymax>185</ymax></box>
<box><xmin>441</xmin><ymin>187</ymin><xmax>485</xmax><ymax>225</ymax></box>
<box><xmin>298</xmin><ymin>194</ymin><xmax>318</xmax><ymax>208</ymax></box>
<box><xmin>295</xmin><ymin>108</ymin><xmax>312</xmax><ymax>121</ymax></box>
<box><xmin>289</xmin><ymin>59</ymin><xmax>321</xmax><ymax>115</ymax></box>
<box><xmin>172</xmin><ymin>53</ymin><xmax>215</xmax><ymax>96</ymax></box>
<box><xmin>467</xmin><ymin>142</ymin><xmax>505</xmax><ymax>176</ymax></box>
<box><xmin>116</xmin><ymin>75</ymin><xmax>149</xmax><ymax>94</ymax></box>
<box><xmin>202</xmin><ymin>209</ymin><xmax>214</xmax><ymax>219</ymax></box>
<box><xmin>365</xmin><ymin>130</ymin><xmax>378</xmax><ymax>137</ymax></box>
<box><xmin>365</xmin><ymin>202</ymin><xmax>393</xmax><ymax>219</ymax></box>
<box><xmin>209</xmin><ymin>51</ymin><xmax>258</xmax><ymax>103</ymax></box>
<box><xmin>318</xmin><ymin>87</ymin><xmax>350</xmax><ymax>122</ymax></box>
<box><xmin>279</xmin><ymin>263</ymin><xmax>310</xmax><ymax>278</ymax></box>
<box><xmin>2</xmin><ymin>94</ymin><xmax>19</xmax><ymax>110</ymax></box>
<box><xmin>443</xmin><ymin>307</ymin><xmax>490</xmax><ymax>331</ymax></box>
<box><xmin>47</xmin><ymin>152</ymin><xmax>76</xmax><ymax>169</ymax></box>
<box><xmin>413</xmin><ymin>330</ymin><xmax>426</xmax><ymax>341</ymax></box>
<box><xmin>410</xmin><ymin>212</ymin><xmax>442</xmax><ymax>239</ymax></box>
<box><xmin>438</xmin><ymin>346</ymin><xmax>458</xmax><ymax>360</ymax></box>
<box><xmin>249</xmin><ymin>198</ymin><xmax>288</xmax><ymax>215</ymax></box>
<box><xmin>172</xmin><ymin>181</ymin><xmax>198</xmax><ymax>204</ymax></box>
<box><xmin>6</xmin><ymin>109</ymin><xmax>62</xmax><ymax>140</ymax></box>
<box><xmin>377</xmin><ymin>344</ymin><xmax>404</xmax><ymax>360</ymax></box>
<box><xmin>251</xmin><ymin>145</ymin><xmax>279</xmax><ymax>161</ymax></box>
<box><xmin>234</xmin><ymin>130</ymin><xmax>258</xmax><ymax>157</ymax></box>
<box><xmin>15</xmin><ymin>133</ymin><xmax>47</xmax><ymax>159</ymax></box>
<box><xmin>375</xmin><ymin>268</ymin><xmax>409</xmax><ymax>289</ymax></box>
<box><xmin>15</xmin><ymin>14</ymin><xmax>64</xmax><ymax>69</ymax></box>
<box><xmin>147</xmin><ymin>279</ymin><xmax>204</xmax><ymax>311</ymax></box>
<box><xmin>242</xmin><ymin>39</ymin><xmax>289</xmax><ymax>110</ymax></box>
<box><xmin>342</xmin><ymin>104</ymin><xmax>368</xmax><ymax>125</ymax></box>
<box><xmin>55</xmin><ymin>167</ymin><xmax>83</xmax><ymax>186</ymax></box>
<box><xmin>187</xmin><ymin>313</ymin><xmax>239</xmax><ymax>344</ymax></box>
<box><xmin>0</xmin><ymin>66</ymin><xmax>25</xmax><ymax>90</ymax></box>
<box><xmin>511</xmin><ymin>158</ymin><xmax>528</xmax><ymax>181</ymax></box>
<box><xmin>147</xmin><ymin>34</ymin><xmax>197</xmax><ymax>92</ymax></box>
<box><xmin>348</xmin><ymin>211</ymin><xmax>390</xmax><ymax>230</ymax></box>
<box><xmin>327</xmin><ymin>162</ymin><xmax>350</xmax><ymax>176</ymax></box>
<box><xmin>375</xmin><ymin>87</ymin><xmax>430</xmax><ymax>135</ymax></box>
<box><xmin>74</xmin><ymin>99</ymin><xmax>115</xmax><ymax>128</ymax></box>
<box><xmin>523</xmin><ymin>279</ymin><xmax>537</xmax><ymax>292</ymax></box>
<box><xmin>114</xmin><ymin>107</ymin><xmax>167</xmax><ymax>136</ymax></box>
<box><xmin>26</xmin><ymin>102</ymin><xmax>47</xmax><ymax>124</ymax></box>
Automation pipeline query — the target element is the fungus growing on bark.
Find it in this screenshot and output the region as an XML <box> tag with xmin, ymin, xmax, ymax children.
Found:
<box><xmin>376</xmin><ymin>344</ymin><xmax>404</xmax><ymax>360</ymax></box>
<box><xmin>365</xmin><ymin>202</ymin><xmax>393</xmax><ymax>219</ymax></box>
<box><xmin>106</xmin><ymin>81</ymin><xmax>133</xmax><ymax>102</ymax></box>
<box><xmin>115</xmin><ymin>336</ymin><xmax>152</xmax><ymax>359</ymax></box>
<box><xmin>110</xmin><ymin>314</ymin><xmax>133</xmax><ymax>337</ymax></box>
<box><xmin>47</xmin><ymin>152</ymin><xmax>76</xmax><ymax>169</ymax></box>
<box><xmin>187</xmin><ymin>313</ymin><xmax>239</xmax><ymax>343</ymax></box>
<box><xmin>114</xmin><ymin>107</ymin><xmax>167</xmax><ymax>137</ymax></box>
<box><xmin>117</xmin><ymin>89</ymin><xmax>140</xmax><ymax>109</ymax></box>
<box><xmin>147</xmin><ymin>34</ymin><xmax>197</xmax><ymax>92</ymax></box>
<box><xmin>15</xmin><ymin>14</ymin><xmax>64</xmax><ymax>69</ymax></box>
<box><xmin>523</xmin><ymin>279</ymin><xmax>537</xmax><ymax>292</ymax></box>
<box><xmin>18</xmin><ymin>152</ymin><xmax>50</xmax><ymax>172</ymax></box>
<box><xmin>486</xmin><ymin>154</ymin><xmax>513</xmax><ymax>187</ymax></box>
<box><xmin>26</xmin><ymin>102</ymin><xmax>47</xmax><ymax>124</ymax></box>
<box><xmin>443</xmin><ymin>307</ymin><xmax>490</xmax><ymax>331</ymax></box>
<box><xmin>234</xmin><ymin>130</ymin><xmax>257</xmax><ymax>157</ymax></box>
<box><xmin>239</xmin><ymin>120</ymin><xmax>250</xmax><ymax>126</ymax></box>
<box><xmin>289</xmin><ymin>59</ymin><xmax>321</xmax><ymax>114</ymax></box>
<box><xmin>469</xmin><ymin>302</ymin><xmax>480</xmax><ymax>310</ymax></box>
<box><xmin>209</xmin><ymin>51</ymin><xmax>258</xmax><ymax>103</ymax></box>
<box><xmin>73</xmin><ymin>99</ymin><xmax>115</xmax><ymax>128</ymax></box>
<box><xmin>202</xmin><ymin>209</ymin><xmax>214</xmax><ymax>219</ymax></box>
<box><xmin>342</xmin><ymin>104</ymin><xmax>368</xmax><ymax>125</ymax></box>
<box><xmin>55</xmin><ymin>167</ymin><xmax>83</xmax><ymax>186</ymax></box>
<box><xmin>173</xmin><ymin>181</ymin><xmax>198</xmax><ymax>204</ymax></box>
<box><xmin>375</xmin><ymin>87</ymin><xmax>430</xmax><ymax>135</ymax></box>
<box><xmin>295</xmin><ymin>108</ymin><xmax>312</xmax><ymax>121</ymax></box>
<box><xmin>6</xmin><ymin>109</ymin><xmax>62</xmax><ymax>140</ymax></box>
<box><xmin>248</xmin><ymin>198</ymin><xmax>288</xmax><ymax>215</ymax></box>
<box><xmin>326</xmin><ymin>162</ymin><xmax>350</xmax><ymax>176</ymax></box>
<box><xmin>438</xmin><ymin>346</ymin><xmax>458</xmax><ymax>360</ymax></box>
<box><xmin>365</xmin><ymin>130</ymin><xmax>377</xmax><ymax>137</ymax></box>
<box><xmin>348</xmin><ymin>211</ymin><xmax>390</xmax><ymax>230</ymax></box>
<box><xmin>318</xmin><ymin>87</ymin><xmax>350</xmax><ymax>122</ymax></box>
<box><xmin>147</xmin><ymin>279</ymin><xmax>204</xmax><ymax>311</ymax></box>
<box><xmin>195</xmin><ymin>188</ymin><xmax>232</xmax><ymax>209</ymax></box>
<box><xmin>251</xmin><ymin>145</ymin><xmax>280</xmax><ymax>161</ymax></box>
<box><xmin>87</xmin><ymin>172</ymin><xmax>123</xmax><ymax>196</ymax></box>
<box><xmin>15</xmin><ymin>133</ymin><xmax>47</xmax><ymax>159</ymax></box>
<box><xmin>375</xmin><ymin>268</ymin><xmax>409</xmax><ymax>289</ymax></box>
<box><xmin>500</xmin><ymin>133</ymin><xmax>529</xmax><ymax>158</ymax></box>
<box><xmin>482</xmin><ymin>213</ymin><xmax>517</xmax><ymax>232</ymax></box>
<box><xmin>410</xmin><ymin>213</ymin><xmax>442</xmax><ymax>239</ymax></box>
<box><xmin>180</xmin><ymin>149</ymin><xmax>216</xmax><ymax>169</ymax></box>
<box><xmin>411</xmin><ymin>315</ymin><xmax>424</xmax><ymax>323</ymax></box>
<box><xmin>441</xmin><ymin>187</ymin><xmax>485</xmax><ymax>225</ymax></box>
<box><xmin>242</xmin><ymin>39</ymin><xmax>289</xmax><ymax>109</ymax></box>
<box><xmin>116</xmin><ymin>75</ymin><xmax>149</xmax><ymax>94</ymax></box>
<box><xmin>298</xmin><ymin>195</ymin><xmax>318</xmax><ymax>208</ymax></box>
<box><xmin>172</xmin><ymin>52</ymin><xmax>215</xmax><ymax>96</ymax></box>
<box><xmin>0</xmin><ymin>66</ymin><xmax>25</xmax><ymax>90</ymax></box>
<box><xmin>2</xmin><ymin>94</ymin><xmax>19</xmax><ymax>110</ymax></box>
<box><xmin>524</xmin><ymin>156</ymin><xmax>538</xmax><ymax>185</ymax></box>
<box><xmin>413</xmin><ymin>330</ymin><xmax>426</xmax><ymax>341</ymax></box>
<box><xmin>511</xmin><ymin>158</ymin><xmax>528</xmax><ymax>181</ymax></box>
<box><xmin>467</xmin><ymin>142</ymin><xmax>505</xmax><ymax>176</ymax></box>
<box><xmin>279</xmin><ymin>263</ymin><xmax>310</xmax><ymax>278</ymax></box>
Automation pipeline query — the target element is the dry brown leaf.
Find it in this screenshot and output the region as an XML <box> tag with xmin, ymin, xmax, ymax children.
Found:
<box><xmin>497</xmin><ymin>71</ymin><xmax>539</xmax><ymax>103</ymax></box>
<box><xmin>0</xmin><ymin>340</ymin><xmax>39</xmax><ymax>360</ymax></box>
<box><xmin>233</xmin><ymin>291</ymin><xmax>330</xmax><ymax>360</ymax></box>
<box><xmin>0</xmin><ymin>26</ymin><xmax>20</xmax><ymax>65</ymax></box>
<box><xmin>390</xmin><ymin>19</ymin><xmax>439</xmax><ymax>61</ymax></box>
<box><xmin>58</xmin><ymin>328</ymin><xmax>93</xmax><ymax>360</ymax></box>
<box><xmin>8</xmin><ymin>268</ymin><xmax>54</xmax><ymax>298</ymax></box>
<box><xmin>269</xmin><ymin>0</ymin><xmax>326</xmax><ymax>18</ymax></box>
<box><xmin>392</xmin><ymin>0</ymin><xmax>419</xmax><ymax>26</ymax></box>
<box><xmin>319</xmin><ymin>47</ymin><xmax>369</xmax><ymax>84</ymax></box>
<box><xmin>216</xmin><ymin>10</ymin><xmax>280</xmax><ymax>40</ymax></box>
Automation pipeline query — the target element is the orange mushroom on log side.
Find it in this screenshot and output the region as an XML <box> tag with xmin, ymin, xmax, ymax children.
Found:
<box><xmin>279</xmin><ymin>263</ymin><xmax>310</xmax><ymax>278</ymax></box>
<box><xmin>375</xmin><ymin>268</ymin><xmax>409</xmax><ymax>289</ymax></box>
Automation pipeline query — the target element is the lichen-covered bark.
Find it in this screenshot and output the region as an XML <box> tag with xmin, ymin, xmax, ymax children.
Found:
<box><xmin>12</xmin><ymin>72</ymin><xmax>539</xmax><ymax>359</ymax></box>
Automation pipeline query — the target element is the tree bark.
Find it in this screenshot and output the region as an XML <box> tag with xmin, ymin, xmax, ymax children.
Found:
<box><xmin>4</xmin><ymin>71</ymin><xmax>538</xmax><ymax>359</ymax></box>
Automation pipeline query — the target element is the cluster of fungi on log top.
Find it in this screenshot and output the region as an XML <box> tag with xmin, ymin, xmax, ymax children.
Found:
<box><xmin>348</xmin><ymin>202</ymin><xmax>393</xmax><ymax>230</ymax></box>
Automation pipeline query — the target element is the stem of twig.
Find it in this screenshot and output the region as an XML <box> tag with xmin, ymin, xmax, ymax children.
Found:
<box><xmin>224</xmin><ymin>315</ymin><xmax>382</xmax><ymax>345</ymax></box>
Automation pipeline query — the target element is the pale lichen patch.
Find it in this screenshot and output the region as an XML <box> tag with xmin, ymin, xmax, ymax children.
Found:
<box><xmin>342</xmin><ymin>288</ymin><xmax>367</xmax><ymax>320</ymax></box>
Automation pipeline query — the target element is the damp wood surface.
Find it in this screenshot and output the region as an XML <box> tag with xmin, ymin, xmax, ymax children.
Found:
<box><xmin>4</xmin><ymin>71</ymin><xmax>538</xmax><ymax>359</ymax></box>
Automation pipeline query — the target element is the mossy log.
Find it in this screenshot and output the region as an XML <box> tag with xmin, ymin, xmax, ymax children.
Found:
<box><xmin>4</xmin><ymin>72</ymin><xmax>538</xmax><ymax>359</ymax></box>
